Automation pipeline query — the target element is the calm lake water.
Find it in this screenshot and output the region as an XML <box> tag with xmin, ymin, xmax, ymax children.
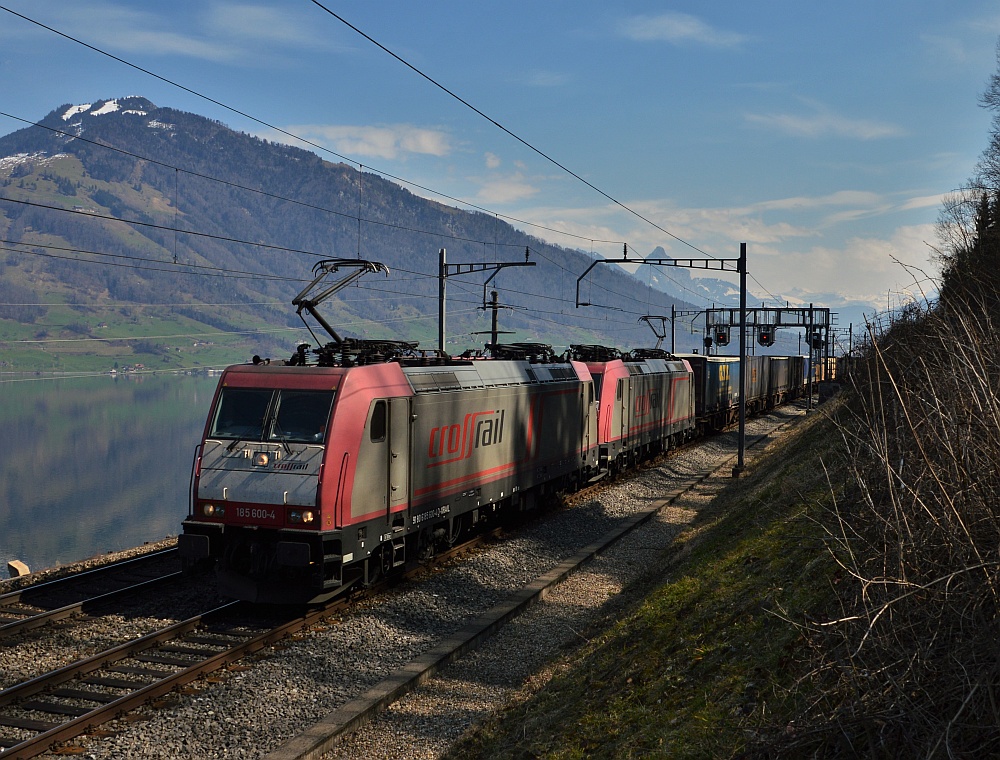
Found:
<box><xmin>0</xmin><ymin>372</ymin><xmax>220</xmax><ymax>574</ymax></box>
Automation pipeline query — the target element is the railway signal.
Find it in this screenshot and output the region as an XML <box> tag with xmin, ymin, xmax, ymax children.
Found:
<box><xmin>758</xmin><ymin>326</ymin><xmax>775</xmax><ymax>347</ymax></box>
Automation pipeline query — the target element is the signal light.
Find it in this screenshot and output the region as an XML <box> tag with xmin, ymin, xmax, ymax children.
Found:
<box><xmin>810</xmin><ymin>332</ymin><xmax>825</xmax><ymax>350</ymax></box>
<box><xmin>758</xmin><ymin>327</ymin><xmax>775</xmax><ymax>347</ymax></box>
<box><xmin>714</xmin><ymin>328</ymin><xmax>730</xmax><ymax>346</ymax></box>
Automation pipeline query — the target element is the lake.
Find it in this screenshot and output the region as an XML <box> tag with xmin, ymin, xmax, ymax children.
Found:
<box><xmin>0</xmin><ymin>372</ymin><xmax>220</xmax><ymax>575</ymax></box>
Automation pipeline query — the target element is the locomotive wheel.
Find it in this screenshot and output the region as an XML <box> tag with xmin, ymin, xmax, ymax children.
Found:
<box><xmin>363</xmin><ymin>545</ymin><xmax>394</xmax><ymax>586</ymax></box>
<box><xmin>447</xmin><ymin>514</ymin><xmax>467</xmax><ymax>546</ymax></box>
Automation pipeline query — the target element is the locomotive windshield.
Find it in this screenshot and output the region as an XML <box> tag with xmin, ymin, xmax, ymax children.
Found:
<box><xmin>209</xmin><ymin>388</ymin><xmax>335</xmax><ymax>443</ymax></box>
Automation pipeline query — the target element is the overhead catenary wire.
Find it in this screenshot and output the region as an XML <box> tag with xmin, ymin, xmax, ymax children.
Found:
<box><xmin>1</xmin><ymin>106</ymin><xmax>690</xmax><ymax>313</ymax></box>
<box><xmin>307</xmin><ymin>0</ymin><xmax>712</xmax><ymax>259</ymax></box>
<box><xmin>2</xmin><ymin>233</ymin><xmax>655</xmax><ymax>325</ymax></box>
<box><xmin>0</xmin><ymin>9</ymin><xmax>625</xmax><ymax>251</ymax></box>
<box><xmin>0</xmin><ymin>4</ymin><xmax>776</xmax><ymax>300</ymax></box>
<box><xmin>0</xmin><ymin>110</ymin><xmax>531</xmax><ymax>252</ymax></box>
<box><xmin>0</xmin><ymin>4</ymin><xmax>786</xmax><ymax>345</ymax></box>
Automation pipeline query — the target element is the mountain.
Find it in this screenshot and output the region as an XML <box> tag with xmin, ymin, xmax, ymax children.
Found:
<box><xmin>0</xmin><ymin>97</ymin><xmax>699</xmax><ymax>371</ymax></box>
<box><xmin>635</xmin><ymin>246</ymin><xmax>742</xmax><ymax>306</ymax></box>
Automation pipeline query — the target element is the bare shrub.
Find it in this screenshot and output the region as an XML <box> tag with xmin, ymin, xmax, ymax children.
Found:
<box><xmin>764</xmin><ymin>294</ymin><xmax>1000</xmax><ymax>757</ymax></box>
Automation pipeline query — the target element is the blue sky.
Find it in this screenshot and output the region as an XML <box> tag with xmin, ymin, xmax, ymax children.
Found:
<box><xmin>2</xmin><ymin>0</ymin><xmax>999</xmax><ymax>315</ymax></box>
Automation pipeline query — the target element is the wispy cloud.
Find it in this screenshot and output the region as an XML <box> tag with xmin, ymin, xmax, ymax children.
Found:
<box><xmin>272</xmin><ymin>124</ymin><xmax>454</xmax><ymax>160</ymax></box>
<box><xmin>7</xmin><ymin>1</ymin><xmax>338</xmax><ymax>62</ymax></box>
<box><xmin>523</xmin><ymin>70</ymin><xmax>570</xmax><ymax>87</ymax></box>
<box><xmin>474</xmin><ymin>174</ymin><xmax>540</xmax><ymax>205</ymax></box>
<box><xmin>202</xmin><ymin>3</ymin><xmax>333</xmax><ymax>48</ymax></box>
<box><xmin>618</xmin><ymin>12</ymin><xmax>746</xmax><ymax>48</ymax></box>
<box><xmin>745</xmin><ymin>103</ymin><xmax>904</xmax><ymax>140</ymax></box>
<box><xmin>50</xmin><ymin>4</ymin><xmax>241</xmax><ymax>61</ymax></box>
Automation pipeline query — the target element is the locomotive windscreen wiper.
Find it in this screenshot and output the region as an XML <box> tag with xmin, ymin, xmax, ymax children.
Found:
<box><xmin>269</xmin><ymin>418</ymin><xmax>293</xmax><ymax>455</ymax></box>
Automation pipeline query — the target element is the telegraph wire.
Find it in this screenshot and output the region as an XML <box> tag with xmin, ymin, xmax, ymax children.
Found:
<box><xmin>0</xmin><ymin>195</ymin><xmax>333</xmax><ymax>260</ymax></box>
<box><xmin>0</xmin><ymin>7</ymin><xmax>625</xmax><ymax>251</ymax></box>
<box><xmin>308</xmin><ymin>0</ymin><xmax>712</xmax><ymax>258</ymax></box>
<box><xmin>0</xmin><ymin>7</ymin><xmax>764</xmax><ymax>304</ymax></box>
<box><xmin>0</xmin><ymin>186</ymin><xmax>682</xmax><ymax>315</ymax></box>
<box><xmin>2</xmin><ymin>235</ymin><xmax>653</xmax><ymax>321</ymax></box>
<box><xmin>0</xmin><ymin>240</ymin><xmax>310</xmax><ymax>282</ymax></box>
<box><xmin>0</xmin><ymin>7</ymin><xmax>774</xmax><ymax>323</ymax></box>
<box><xmin>9</xmin><ymin>307</ymin><xmax>484</xmax><ymax>346</ymax></box>
<box><xmin>1</xmin><ymin>237</ymin><xmax>655</xmax><ymax>325</ymax></box>
<box><xmin>0</xmin><ymin>110</ymin><xmax>525</xmax><ymax>251</ymax></box>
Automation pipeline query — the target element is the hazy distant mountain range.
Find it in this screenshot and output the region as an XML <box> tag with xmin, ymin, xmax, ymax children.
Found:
<box><xmin>0</xmin><ymin>97</ymin><xmax>727</xmax><ymax>367</ymax></box>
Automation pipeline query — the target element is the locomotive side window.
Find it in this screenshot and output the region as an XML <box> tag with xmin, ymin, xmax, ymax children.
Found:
<box><xmin>210</xmin><ymin>389</ymin><xmax>272</xmax><ymax>439</ymax></box>
<box><xmin>270</xmin><ymin>390</ymin><xmax>335</xmax><ymax>443</ymax></box>
<box><xmin>370</xmin><ymin>400</ymin><xmax>387</xmax><ymax>442</ymax></box>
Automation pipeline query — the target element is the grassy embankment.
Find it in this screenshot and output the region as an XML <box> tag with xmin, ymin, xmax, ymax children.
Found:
<box><xmin>449</xmin><ymin>401</ymin><xmax>845</xmax><ymax>759</ymax></box>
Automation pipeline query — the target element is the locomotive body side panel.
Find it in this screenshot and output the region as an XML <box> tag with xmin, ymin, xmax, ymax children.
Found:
<box><xmin>586</xmin><ymin>360</ymin><xmax>630</xmax><ymax>466</ymax></box>
<box><xmin>315</xmin><ymin>364</ymin><xmax>413</xmax><ymax>527</ymax></box>
<box><xmin>406</xmin><ymin>379</ymin><xmax>586</xmax><ymax>510</ymax></box>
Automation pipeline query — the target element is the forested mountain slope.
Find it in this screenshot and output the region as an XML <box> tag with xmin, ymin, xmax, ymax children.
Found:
<box><xmin>0</xmin><ymin>97</ymin><xmax>693</xmax><ymax>370</ymax></box>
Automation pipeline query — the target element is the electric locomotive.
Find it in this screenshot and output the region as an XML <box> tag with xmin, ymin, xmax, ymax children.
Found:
<box><xmin>179</xmin><ymin>345</ymin><xmax>599</xmax><ymax>603</ymax></box>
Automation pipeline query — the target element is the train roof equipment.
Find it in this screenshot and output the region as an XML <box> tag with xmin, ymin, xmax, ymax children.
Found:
<box><xmin>486</xmin><ymin>342</ymin><xmax>561</xmax><ymax>363</ymax></box>
<box><xmin>289</xmin><ymin>258</ymin><xmax>435</xmax><ymax>367</ymax></box>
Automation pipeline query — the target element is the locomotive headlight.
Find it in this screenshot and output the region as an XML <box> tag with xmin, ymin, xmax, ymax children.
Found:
<box><xmin>202</xmin><ymin>503</ymin><xmax>225</xmax><ymax>518</ymax></box>
<box><xmin>288</xmin><ymin>510</ymin><xmax>317</xmax><ymax>524</ymax></box>
<box><xmin>253</xmin><ymin>452</ymin><xmax>269</xmax><ymax>467</ymax></box>
<box><xmin>301</xmin><ymin>510</ymin><xmax>315</xmax><ymax>524</ymax></box>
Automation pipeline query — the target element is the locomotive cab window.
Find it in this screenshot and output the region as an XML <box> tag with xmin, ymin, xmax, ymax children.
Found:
<box><xmin>209</xmin><ymin>388</ymin><xmax>334</xmax><ymax>443</ymax></box>
<box><xmin>270</xmin><ymin>390</ymin><xmax>335</xmax><ymax>443</ymax></box>
<box><xmin>210</xmin><ymin>388</ymin><xmax>271</xmax><ymax>440</ymax></box>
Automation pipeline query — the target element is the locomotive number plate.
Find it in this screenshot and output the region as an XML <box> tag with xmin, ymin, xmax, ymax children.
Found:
<box><xmin>233</xmin><ymin>506</ymin><xmax>279</xmax><ymax>523</ymax></box>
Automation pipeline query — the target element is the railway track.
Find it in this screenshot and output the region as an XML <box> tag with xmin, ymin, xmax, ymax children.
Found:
<box><xmin>0</xmin><ymin>549</ymin><xmax>183</xmax><ymax>640</ymax></box>
<box><xmin>0</xmin><ymin>600</ymin><xmax>265</xmax><ymax>757</ymax></box>
<box><xmin>0</xmin><ymin>530</ymin><xmax>499</xmax><ymax>759</ymax></box>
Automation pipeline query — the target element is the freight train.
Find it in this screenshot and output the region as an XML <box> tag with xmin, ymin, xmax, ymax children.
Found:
<box><xmin>179</xmin><ymin>339</ymin><xmax>811</xmax><ymax>603</ymax></box>
<box><xmin>178</xmin><ymin>258</ymin><xmax>814</xmax><ymax>603</ymax></box>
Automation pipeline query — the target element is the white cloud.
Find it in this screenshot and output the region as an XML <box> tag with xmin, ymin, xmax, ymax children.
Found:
<box><xmin>618</xmin><ymin>12</ymin><xmax>746</xmax><ymax>48</ymax></box>
<box><xmin>767</xmin><ymin>224</ymin><xmax>938</xmax><ymax>303</ymax></box>
<box><xmin>509</xmin><ymin>190</ymin><xmax>942</xmax><ymax>307</ymax></box>
<box><xmin>745</xmin><ymin>108</ymin><xmax>904</xmax><ymax>140</ymax></box>
<box><xmin>275</xmin><ymin>124</ymin><xmax>454</xmax><ymax>160</ymax></box>
<box><xmin>203</xmin><ymin>3</ymin><xmax>327</xmax><ymax>46</ymax></box>
<box><xmin>898</xmin><ymin>193</ymin><xmax>946</xmax><ymax>212</ymax></box>
<box><xmin>485</xmin><ymin>152</ymin><xmax>502</xmax><ymax>169</ymax></box>
<box><xmin>524</xmin><ymin>70</ymin><xmax>570</xmax><ymax>87</ymax></box>
<box><xmin>750</xmin><ymin>190</ymin><xmax>884</xmax><ymax>213</ymax></box>
<box><xmin>474</xmin><ymin>175</ymin><xmax>540</xmax><ymax>205</ymax></box>
<box><xmin>19</xmin><ymin>3</ymin><xmax>241</xmax><ymax>61</ymax></box>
